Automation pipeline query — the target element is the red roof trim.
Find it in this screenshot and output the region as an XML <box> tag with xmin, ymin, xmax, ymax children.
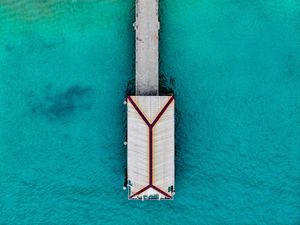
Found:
<box><xmin>130</xmin><ymin>185</ymin><xmax>172</xmax><ymax>199</ymax></box>
<box><xmin>149</xmin><ymin>128</ymin><xmax>153</xmax><ymax>184</ymax></box>
<box><xmin>151</xmin><ymin>96</ymin><xmax>174</xmax><ymax>127</ymax></box>
<box><xmin>129</xmin><ymin>185</ymin><xmax>150</xmax><ymax>199</ymax></box>
<box><xmin>127</xmin><ymin>96</ymin><xmax>151</xmax><ymax>127</ymax></box>
<box><xmin>151</xmin><ymin>185</ymin><xmax>172</xmax><ymax>199</ymax></box>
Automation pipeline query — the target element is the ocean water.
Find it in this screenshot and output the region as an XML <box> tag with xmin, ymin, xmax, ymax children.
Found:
<box><xmin>0</xmin><ymin>0</ymin><xmax>299</xmax><ymax>224</ymax></box>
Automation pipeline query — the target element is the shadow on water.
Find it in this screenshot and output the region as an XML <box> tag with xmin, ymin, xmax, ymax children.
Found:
<box><xmin>159</xmin><ymin>73</ymin><xmax>175</xmax><ymax>94</ymax></box>
<box><xmin>30</xmin><ymin>84</ymin><xmax>94</xmax><ymax>121</ymax></box>
<box><xmin>125</xmin><ymin>78</ymin><xmax>135</xmax><ymax>96</ymax></box>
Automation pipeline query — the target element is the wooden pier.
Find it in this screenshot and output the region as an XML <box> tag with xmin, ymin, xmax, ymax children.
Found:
<box><xmin>126</xmin><ymin>0</ymin><xmax>175</xmax><ymax>200</ymax></box>
<box><xmin>135</xmin><ymin>0</ymin><xmax>159</xmax><ymax>96</ymax></box>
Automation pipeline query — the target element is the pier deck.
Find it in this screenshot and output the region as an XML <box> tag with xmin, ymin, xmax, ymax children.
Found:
<box><xmin>135</xmin><ymin>0</ymin><xmax>159</xmax><ymax>96</ymax></box>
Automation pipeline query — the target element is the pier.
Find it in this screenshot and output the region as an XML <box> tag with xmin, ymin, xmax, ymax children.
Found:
<box><xmin>126</xmin><ymin>0</ymin><xmax>175</xmax><ymax>200</ymax></box>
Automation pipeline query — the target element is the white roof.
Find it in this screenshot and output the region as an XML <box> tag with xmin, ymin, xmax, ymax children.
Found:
<box><xmin>127</xmin><ymin>96</ymin><xmax>175</xmax><ymax>200</ymax></box>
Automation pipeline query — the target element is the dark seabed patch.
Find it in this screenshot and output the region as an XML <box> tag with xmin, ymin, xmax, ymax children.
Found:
<box><xmin>30</xmin><ymin>84</ymin><xmax>94</xmax><ymax>121</ymax></box>
<box><xmin>17</xmin><ymin>37</ymin><xmax>65</xmax><ymax>54</ymax></box>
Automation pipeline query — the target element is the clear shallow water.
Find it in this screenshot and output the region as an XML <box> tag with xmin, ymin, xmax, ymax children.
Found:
<box><xmin>0</xmin><ymin>0</ymin><xmax>299</xmax><ymax>224</ymax></box>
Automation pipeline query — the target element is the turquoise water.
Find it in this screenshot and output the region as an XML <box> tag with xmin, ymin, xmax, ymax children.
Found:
<box><xmin>0</xmin><ymin>0</ymin><xmax>300</xmax><ymax>224</ymax></box>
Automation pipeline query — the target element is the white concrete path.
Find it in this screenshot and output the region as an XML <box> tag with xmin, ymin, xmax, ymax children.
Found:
<box><xmin>135</xmin><ymin>0</ymin><xmax>159</xmax><ymax>96</ymax></box>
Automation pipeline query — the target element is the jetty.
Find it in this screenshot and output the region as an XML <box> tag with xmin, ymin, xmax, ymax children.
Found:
<box><xmin>126</xmin><ymin>0</ymin><xmax>175</xmax><ymax>200</ymax></box>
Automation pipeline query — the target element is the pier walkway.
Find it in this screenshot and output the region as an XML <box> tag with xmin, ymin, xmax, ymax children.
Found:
<box><xmin>135</xmin><ymin>0</ymin><xmax>159</xmax><ymax>96</ymax></box>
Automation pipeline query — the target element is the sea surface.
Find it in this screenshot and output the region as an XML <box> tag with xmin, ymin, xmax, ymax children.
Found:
<box><xmin>0</xmin><ymin>0</ymin><xmax>299</xmax><ymax>224</ymax></box>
